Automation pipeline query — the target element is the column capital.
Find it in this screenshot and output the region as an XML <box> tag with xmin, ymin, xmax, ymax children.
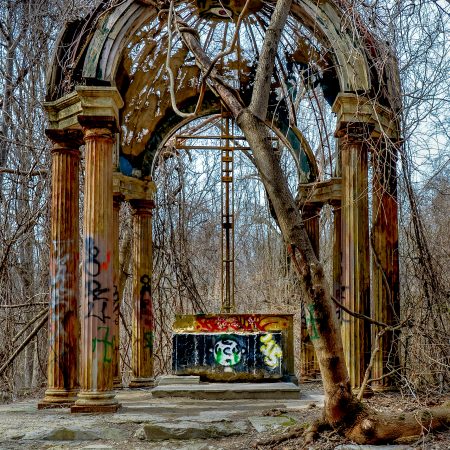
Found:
<box><xmin>330</xmin><ymin>199</ymin><xmax>342</xmax><ymax>210</ymax></box>
<box><xmin>332</xmin><ymin>93</ymin><xmax>401</xmax><ymax>140</ymax></box>
<box><xmin>335</xmin><ymin>122</ymin><xmax>374</xmax><ymax>141</ymax></box>
<box><xmin>46</xmin><ymin>129</ymin><xmax>84</xmax><ymax>154</ymax></box>
<box><xmin>78</xmin><ymin>115</ymin><xmax>118</xmax><ymax>135</ymax></box>
<box><xmin>75</xmin><ymin>86</ymin><xmax>123</xmax><ymax>130</ymax></box>
<box><xmin>44</xmin><ymin>87</ymin><xmax>123</xmax><ymax>131</ymax></box>
<box><xmin>130</xmin><ymin>199</ymin><xmax>155</xmax><ymax>214</ymax></box>
<box><xmin>301</xmin><ymin>203</ymin><xmax>322</xmax><ymax>218</ymax></box>
<box><xmin>113</xmin><ymin>191</ymin><xmax>125</xmax><ymax>206</ymax></box>
<box><xmin>44</xmin><ymin>91</ymin><xmax>82</xmax><ymax>130</ymax></box>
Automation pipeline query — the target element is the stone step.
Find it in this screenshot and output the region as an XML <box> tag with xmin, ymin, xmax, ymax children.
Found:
<box><xmin>151</xmin><ymin>382</ymin><xmax>300</xmax><ymax>400</ymax></box>
<box><xmin>156</xmin><ymin>375</ymin><xmax>201</xmax><ymax>386</ymax></box>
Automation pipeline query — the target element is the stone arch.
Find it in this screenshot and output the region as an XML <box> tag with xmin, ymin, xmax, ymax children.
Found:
<box><xmin>48</xmin><ymin>0</ymin><xmax>378</xmax><ymax>96</ymax></box>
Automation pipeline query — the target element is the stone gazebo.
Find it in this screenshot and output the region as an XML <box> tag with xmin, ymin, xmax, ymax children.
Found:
<box><xmin>39</xmin><ymin>0</ymin><xmax>401</xmax><ymax>413</ymax></box>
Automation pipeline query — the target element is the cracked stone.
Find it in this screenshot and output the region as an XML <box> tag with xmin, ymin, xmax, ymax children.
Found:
<box><xmin>137</xmin><ymin>420</ymin><xmax>248</xmax><ymax>440</ymax></box>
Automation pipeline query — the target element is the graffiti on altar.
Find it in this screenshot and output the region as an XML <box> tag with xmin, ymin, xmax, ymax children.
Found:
<box><xmin>92</xmin><ymin>326</ymin><xmax>114</xmax><ymax>363</ymax></box>
<box><xmin>211</xmin><ymin>337</ymin><xmax>245</xmax><ymax>366</ymax></box>
<box><xmin>192</xmin><ymin>314</ymin><xmax>290</xmax><ymax>333</ymax></box>
<box><xmin>85</xmin><ymin>237</ymin><xmax>111</xmax><ymax>323</ymax></box>
<box><xmin>173</xmin><ymin>332</ymin><xmax>284</xmax><ymax>379</ymax></box>
<box><xmin>260</xmin><ymin>333</ymin><xmax>283</xmax><ymax>368</ymax></box>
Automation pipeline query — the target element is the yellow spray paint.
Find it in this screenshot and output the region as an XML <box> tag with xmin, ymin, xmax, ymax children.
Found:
<box><xmin>260</xmin><ymin>333</ymin><xmax>283</xmax><ymax>368</ymax></box>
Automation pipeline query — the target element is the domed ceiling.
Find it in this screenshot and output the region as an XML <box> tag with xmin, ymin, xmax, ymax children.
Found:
<box><xmin>116</xmin><ymin>0</ymin><xmax>338</xmax><ymax>176</ymax></box>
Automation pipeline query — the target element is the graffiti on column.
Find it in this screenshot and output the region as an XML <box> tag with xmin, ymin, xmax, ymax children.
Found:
<box><xmin>113</xmin><ymin>285</ymin><xmax>119</xmax><ymax>326</ymax></box>
<box><xmin>85</xmin><ymin>237</ymin><xmax>111</xmax><ymax>323</ymax></box>
<box><xmin>49</xmin><ymin>241</ymin><xmax>75</xmax><ymax>347</ymax></box>
<box><xmin>305</xmin><ymin>304</ymin><xmax>320</xmax><ymax>340</ymax></box>
<box><xmin>92</xmin><ymin>326</ymin><xmax>114</xmax><ymax>363</ymax></box>
<box><xmin>51</xmin><ymin>248</ymin><xmax>70</xmax><ymax>308</ymax></box>
<box><xmin>139</xmin><ymin>274</ymin><xmax>153</xmax><ymax>355</ymax></box>
<box><xmin>144</xmin><ymin>331</ymin><xmax>153</xmax><ymax>349</ymax></box>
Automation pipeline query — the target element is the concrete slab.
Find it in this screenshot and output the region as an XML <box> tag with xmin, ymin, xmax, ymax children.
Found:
<box><xmin>151</xmin><ymin>382</ymin><xmax>301</xmax><ymax>400</ymax></box>
<box><xmin>0</xmin><ymin>386</ymin><xmax>324</xmax><ymax>450</ymax></box>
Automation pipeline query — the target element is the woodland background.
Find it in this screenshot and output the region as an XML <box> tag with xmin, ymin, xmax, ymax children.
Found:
<box><xmin>0</xmin><ymin>0</ymin><xmax>449</xmax><ymax>400</ymax></box>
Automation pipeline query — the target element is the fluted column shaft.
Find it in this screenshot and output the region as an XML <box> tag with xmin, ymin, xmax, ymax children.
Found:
<box><xmin>340</xmin><ymin>126</ymin><xmax>371</xmax><ymax>390</ymax></box>
<box><xmin>371</xmin><ymin>140</ymin><xmax>400</xmax><ymax>389</ymax></box>
<box><xmin>38</xmin><ymin>129</ymin><xmax>82</xmax><ymax>409</ymax></box>
<box><xmin>112</xmin><ymin>194</ymin><xmax>123</xmax><ymax>388</ymax></box>
<box><xmin>332</xmin><ymin>202</ymin><xmax>343</xmax><ymax>320</ymax></box>
<box><xmin>129</xmin><ymin>199</ymin><xmax>155</xmax><ymax>387</ymax></box>
<box><xmin>300</xmin><ymin>204</ymin><xmax>321</xmax><ymax>379</ymax></box>
<box><xmin>72</xmin><ymin>118</ymin><xmax>119</xmax><ymax>412</ymax></box>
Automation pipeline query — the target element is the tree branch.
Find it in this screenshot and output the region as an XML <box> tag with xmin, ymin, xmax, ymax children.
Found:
<box><xmin>0</xmin><ymin>311</ymin><xmax>48</xmax><ymax>377</ymax></box>
<box><xmin>13</xmin><ymin>308</ymin><xmax>48</xmax><ymax>344</ymax></box>
<box><xmin>201</xmin><ymin>0</ymin><xmax>251</xmax><ymax>83</ymax></box>
<box><xmin>249</xmin><ymin>0</ymin><xmax>293</xmax><ymax>120</ymax></box>
<box><xmin>0</xmin><ymin>167</ymin><xmax>47</xmax><ymax>177</ymax></box>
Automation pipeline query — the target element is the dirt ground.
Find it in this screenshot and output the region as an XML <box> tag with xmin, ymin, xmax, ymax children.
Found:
<box><xmin>245</xmin><ymin>382</ymin><xmax>450</xmax><ymax>450</ymax></box>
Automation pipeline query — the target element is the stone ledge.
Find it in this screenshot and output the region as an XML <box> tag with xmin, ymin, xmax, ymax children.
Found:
<box><xmin>151</xmin><ymin>382</ymin><xmax>300</xmax><ymax>400</ymax></box>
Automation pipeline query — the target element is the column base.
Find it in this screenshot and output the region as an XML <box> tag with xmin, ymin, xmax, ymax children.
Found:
<box><xmin>37</xmin><ymin>388</ymin><xmax>78</xmax><ymax>409</ymax></box>
<box><xmin>113</xmin><ymin>378</ymin><xmax>123</xmax><ymax>389</ymax></box>
<box><xmin>128</xmin><ymin>377</ymin><xmax>154</xmax><ymax>388</ymax></box>
<box><xmin>352</xmin><ymin>385</ymin><xmax>374</xmax><ymax>398</ymax></box>
<box><xmin>71</xmin><ymin>390</ymin><xmax>120</xmax><ymax>414</ymax></box>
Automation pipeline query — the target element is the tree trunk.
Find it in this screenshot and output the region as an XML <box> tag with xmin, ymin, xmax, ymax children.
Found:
<box><xmin>177</xmin><ymin>0</ymin><xmax>450</xmax><ymax>442</ymax></box>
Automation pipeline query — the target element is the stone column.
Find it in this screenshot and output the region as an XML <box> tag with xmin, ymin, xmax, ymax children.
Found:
<box><xmin>72</xmin><ymin>117</ymin><xmax>119</xmax><ymax>413</ymax></box>
<box><xmin>331</xmin><ymin>201</ymin><xmax>343</xmax><ymax>322</ymax></box>
<box><xmin>339</xmin><ymin>125</ymin><xmax>372</xmax><ymax>391</ymax></box>
<box><xmin>38</xmin><ymin>129</ymin><xmax>82</xmax><ymax>409</ymax></box>
<box><xmin>112</xmin><ymin>193</ymin><xmax>123</xmax><ymax>388</ymax></box>
<box><xmin>300</xmin><ymin>204</ymin><xmax>321</xmax><ymax>379</ymax></box>
<box><xmin>371</xmin><ymin>139</ymin><xmax>400</xmax><ymax>390</ymax></box>
<box><xmin>129</xmin><ymin>199</ymin><xmax>155</xmax><ymax>388</ymax></box>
